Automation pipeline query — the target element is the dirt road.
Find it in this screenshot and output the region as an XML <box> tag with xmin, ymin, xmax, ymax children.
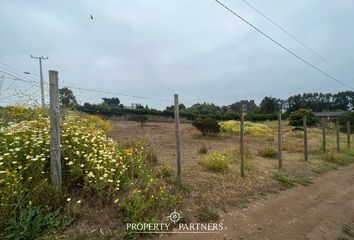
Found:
<box><xmin>162</xmin><ymin>164</ymin><xmax>354</xmax><ymax>240</ymax></box>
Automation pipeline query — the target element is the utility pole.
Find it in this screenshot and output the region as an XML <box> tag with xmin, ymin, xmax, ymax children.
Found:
<box><xmin>31</xmin><ymin>55</ymin><xmax>48</xmax><ymax>108</ymax></box>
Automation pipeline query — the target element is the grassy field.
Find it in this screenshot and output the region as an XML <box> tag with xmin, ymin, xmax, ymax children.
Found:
<box><xmin>1</xmin><ymin>108</ymin><xmax>354</xmax><ymax>239</ymax></box>
<box><xmin>109</xmin><ymin>118</ymin><xmax>354</xmax><ymax>223</ymax></box>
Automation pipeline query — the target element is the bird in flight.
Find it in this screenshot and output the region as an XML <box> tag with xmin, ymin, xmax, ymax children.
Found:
<box><xmin>90</xmin><ymin>14</ymin><xmax>94</xmax><ymax>20</ymax></box>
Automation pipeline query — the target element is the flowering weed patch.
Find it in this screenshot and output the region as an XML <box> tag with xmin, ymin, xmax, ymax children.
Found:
<box><xmin>219</xmin><ymin>120</ymin><xmax>271</xmax><ymax>137</ymax></box>
<box><xmin>0</xmin><ymin>107</ymin><xmax>180</xmax><ymax>238</ymax></box>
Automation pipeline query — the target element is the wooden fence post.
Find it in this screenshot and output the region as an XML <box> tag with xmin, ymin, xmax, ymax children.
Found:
<box><xmin>278</xmin><ymin>112</ymin><xmax>282</xmax><ymax>170</ymax></box>
<box><xmin>347</xmin><ymin>121</ymin><xmax>351</xmax><ymax>148</ymax></box>
<box><xmin>336</xmin><ymin>119</ymin><xmax>340</xmax><ymax>152</ymax></box>
<box><xmin>49</xmin><ymin>70</ymin><xmax>62</xmax><ymax>192</ymax></box>
<box><xmin>303</xmin><ymin>115</ymin><xmax>308</xmax><ymax>161</ymax></box>
<box><xmin>174</xmin><ymin>94</ymin><xmax>182</xmax><ymax>186</ymax></box>
<box><xmin>322</xmin><ymin>118</ymin><xmax>326</xmax><ymax>153</ymax></box>
<box><xmin>240</xmin><ymin>105</ymin><xmax>245</xmax><ymax>177</ymax></box>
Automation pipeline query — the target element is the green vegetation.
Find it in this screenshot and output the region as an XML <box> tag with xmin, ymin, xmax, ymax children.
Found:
<box><xmin>192</xmin><ymin>118</ymin><xmax>220</xmax><ymax>136</ymax></box>
<box><xmin>197</xmin><ymin>207</ymin><xmax>219</xmax><ymax>222</ymax></box>
<box><xmin>258</xmin><ymin>146</ymin><xmax>278</xmax><ymax>158</ymax></box>
<box><xmin>59</xmin><ymin>87</ymin><xmax>78</xmax><ymax>109</ymax></box>
<box><xmin>272</xmin><ymin>172</ymin><xmax>295</xmax><ymax>188</ymax></box>
<box><xmin>322</xmin><ymin>150</ymin><xmax>354</xmax><ymax>166</ymax></box>
<box><xmin>132</xmin><ymin>115</ymin><xmax>148</xmax><ymax>126</ymax></box>
<box><xmin>198</xmin><ymin>144</ymin><xmax>208</xmax><ymax>154</ymax></box>
<box><xmin>339</xmin><ymin>111</ymin><xmax>354</xmax><ymax>133</ymax></box>
<box><xmin>0</xmin><ymin>107</ymin><xmax>181</xmax><ymax>239</ymax></box>
<box><xmin>219</xmin><ymin>120</ymin><xmax>272</xmax><ymax>137</ymax></box>
<box><xmin>342</xmin><ymin>223</ymin><xmax>354</xmax><ymax>238</ymax></box>
<box><xmin>225</xmin><ymin>146</ymin><xmax>253</xmax><ymax>162</ymax></box>
<box><xmin>4</xmin><ymin>206</ymin><xmax>72</xmax><ymax>240</ymax></box>
<box><xmin>199</xmin><ymin>152</ymin><xmax>229</xmax><ymax>172</ymax></box>
<box><xmin>288</xmin><ymin>108</ymin><xmax>318</xmax><ymax>126</ymax></box>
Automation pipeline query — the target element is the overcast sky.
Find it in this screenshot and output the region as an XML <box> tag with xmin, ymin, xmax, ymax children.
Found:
<box><xmin>1</xmin><ymin>0</ymin><xmax>353</xmax><ymax>109</ymax></box>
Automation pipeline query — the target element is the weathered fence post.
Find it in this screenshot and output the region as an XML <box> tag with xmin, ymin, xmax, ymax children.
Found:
<box><xmin>303</xmin><ymin>115</ymin><xmax>308</xmax><ymax>161</ymax></box>
<box><xmin>240</xmin><ymin>105</ymin><xmax>245</xmax><ymax>177</ymax></box>
<box><xmin>49</xmin><ymin>70</ymin><xmax>62</xmax><ymax>192</ymax></box>
<box><xmin>347</xmin><ymin>121</ymin><xmax>351</xmax><ymax>148</ymax></box>
<box><xmin>336</xmin><ymin>119</ymin><xmax>340</xmax><ymax>152</ymax></box>
<box><xmin>278</xmin><ymin>112</ymin><xmax>282</xmax><ymax>170</ymax></box>
<box><xmin>174</xmin><ymin>94</ymin><xmax>182</xmax><ymax>186</ymax></box>
<box><xmin>322</xmin><ymin>118</ymin><xmax>326</xmax><ymax>153</ymax></box>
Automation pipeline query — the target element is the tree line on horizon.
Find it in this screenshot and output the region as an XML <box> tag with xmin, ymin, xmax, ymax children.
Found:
<box><xmin>59</xmin><ymin>88</ymin><xmax>354</xmax><ymax>121</ymax></box>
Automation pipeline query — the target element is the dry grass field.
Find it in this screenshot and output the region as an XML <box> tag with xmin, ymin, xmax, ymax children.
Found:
<box><xmin>108</xmin><ymin>119</ymin><xmax>353</xmax><ymax>223</ymax></box>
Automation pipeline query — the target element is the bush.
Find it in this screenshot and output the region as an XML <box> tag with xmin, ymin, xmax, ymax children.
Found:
<box><xmin>192</xmin><ymin>118</ymin><xmax>220</xmax><ymax>136</ymax></box>
<box><xmin>288</xmin><ymin>108</ymin><xmax>318</xmax><ymax>127</ymax></box>
<box><xmin>224</xmin><ymin>146</ymin><xmax>252</xmax><ymax>161</ymax></box>
<box><xmin>272</xmin><ymin>172</ymin><xmax>295</xmax><ymax>188</ymax></box>
<box><xmin>322</xmin><ymin>150</ymin><xmax>354</xmax><ymax>166</ymax></box>
<box><xmin>258</xmin><ymin>146</ymin><xmax>278</xmax><ymax>158</ymax></box>
<box><xmin>219</xmin><ymin>120</ymin><xmax>271</xmax><ymax>137</ymax></box>
<box><xmin>4</xmin><ymin>206</ymin><xmax>71</xmax><ymax>240</ymax></box>
<box><xmin>339</xmin><ymin>112</ymin><xmax>354</xmax><ymax>133</ymax></box>
<box><xmin>0</xmin><ymin>107</ymin><xmax>180</xmax><ymax>237</ymax></box>
<box><xmin>198</xmin><ymin>145</ymin><xmax>208</xmax><ymax>154</ymax></box>
<box><xmin>132</xmin><ymin>115</ymin><xmax>148</xmax><ymax>126</ymax></box>
<box><xmin>197</xmin><ymin>207</ymin><xmax>219</xmax><ymax>222</ymax></box>
<box><xmin>199</xmin><ymin>152</ymin><xmax>228</xmax><ymax>172</ymax></box>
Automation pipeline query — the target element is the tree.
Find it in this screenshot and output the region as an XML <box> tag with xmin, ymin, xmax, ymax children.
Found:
<box><xmin>102</xmin><ymin>97</ymin><xmax>121</xmax><ymax>106</ymax></box>
<box><xmin>288</xmin><ymin>109</ymin><xmax>318</xmax><ymax>127</ymax></box>
<box><xmin>59</xmin><ymin>87</ymin><xmax>78</xmax><ymax>108</ymax></box>
<box><xmin>258</xmin><ymin>96</ymin><xmax>283</xmax><ymax>114</ymax></box>
<box><xmin>187</xmin><ymin>103</ymin><xmax>220</xmax><ymax>114</ymax></box>
<box><xmin>165</xmin><ymin>103</ymin><xmax>186</xmax><ymax>111</ymax></box>
<box><xmin>228</xmin><ymin>100</ymin><xmax>258</xmax><ymax>114</ymax></box>
<box><xmin>132</xmin><ymin>115</ymin><xmax>148</xmax><ymax>126</ymax></box>
<box><xmin>192</xmin><ymin>118</ymin><xmax>220</xmax><ymax>136</ymax></box>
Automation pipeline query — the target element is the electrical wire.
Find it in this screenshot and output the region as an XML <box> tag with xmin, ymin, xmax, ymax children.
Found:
<box><xmin>69</xmin><ymin>86</ymin><xmax>173</xmax><ymax>103</ymax></box>
<box><xmin>214</xmin><ymin>0</ymin><xmax>354</xmax><ymax>90</ymax></box>
<box><xmin>240</xmin><ymin>0</ymin><xmax>352</xmax><ymax>80</ymax></box>
<box><xmin>0</xmin><ymin>69</ymin><xmax>38</xmax><ymax>84</ymax></box>
<box><xmin>0</xmin><ymin>61</ymin><xmax>39</xmax><ymax>78</ymax></box>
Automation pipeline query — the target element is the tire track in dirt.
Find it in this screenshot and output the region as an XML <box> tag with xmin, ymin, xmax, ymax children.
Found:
<box><xmin>161</xmin><ymin>164</ymin><xmax>354</xmax><ymax>240</ymax></box>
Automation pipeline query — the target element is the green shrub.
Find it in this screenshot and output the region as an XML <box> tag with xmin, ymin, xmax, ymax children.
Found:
<box><xmin>225</xmin><ymin>146</ymin><xmax>253</xmax><ymax>161</ymax></box>
<box><xmin>192</xmin><ymin>118</ymin><xmax>220</xmax><ymax>136</ymax></box>
<box><xmin>132</xmin><ymin>115</ymin><xmax>148</xmax><ymax>125</ymax></box>
<box><xmin>322</xmin><ymin>151</ymin><xmax>354</xmax><ymax>166</ymax></box>
<box><xmin>199</xmin><ymin>152</ymin><xmax>228</xmax><ymax>172</ymax></box>
<box><xmin>244</xmin><ymin>162</ymin><xmax>256</xmax><ymax>171</ymax></box>
<box><xmin>0</xmin><ymin>107</ymin><xmax>181</xmax><ymax>238</ymax></box>
<box><xmin>258</xmin><ymin>146</ymin><xmax>278</xmax><ymax>158</ymax></box>
<box><xmin>339</xmin><ymin>112</ymin><xmax>353</xmax><ymax>133</ymax></box>
<box><xmin>198</xmin><ymin>145</ymin><xmax>208</xmax><ymax>154</ymax></box>
<box><xmin>4</xmin><ymin>206</ymin><xmax>71</xmax><ymax>240</ymax></box>
<box><xmin>272</xmin><ymin>172</ymin><xmax>295</xmax><ymax>188</ymax></box>
<box><xmin>197</xmin><ymin>207</ymin><xmax>219</xmax><ymax>222</ymax></box>
<box><xmin>288</xmin><ymin>108</ymin><xmax>318</xmax><ymax>126</ymax></box>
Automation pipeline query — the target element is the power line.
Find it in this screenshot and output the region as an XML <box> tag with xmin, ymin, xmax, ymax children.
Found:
<box><xmin>0</xmin><ymin>64</ymin><xmax>38</xmax><ymax>83</ymax></box>
<box><xmin>0</xmin><ymin>62</ymin><xmax>39</xmax><ymax>78</ymax></box>
<box><xmin>68</xmin><ymin>85</ymin><xmax>173</xmax><ymax>103</ymax></box>
<box><xmin>0</xmin><ymin>69</ymin><xmax>38</xmax><ymax>84</ymax></box>
<box><xmin>240</xmin><ymin>0</ymin><xmax>352</xmax><ymax>80</ymax></box>
<box><xmin>214</xmin><ymin>0</ymin><xmax>354</xmax><ymax>90</ymax></box>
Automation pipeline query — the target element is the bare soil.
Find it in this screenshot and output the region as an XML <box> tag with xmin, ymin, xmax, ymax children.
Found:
<box><xmin>60</xmin><ymin>119</ymin><xmax>354</xmax><ymax>239</ymax></box>
<box><xmin>161</xmin><ymin>163</ymin><xmax>354</xmax><ymax>240</ymax></box>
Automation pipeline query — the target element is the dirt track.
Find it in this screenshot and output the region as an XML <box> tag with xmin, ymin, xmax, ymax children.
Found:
<box><xmin>162</xmin><ymin>164</ymin><xmax>354</xmax><ymax>240</ymax></box>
